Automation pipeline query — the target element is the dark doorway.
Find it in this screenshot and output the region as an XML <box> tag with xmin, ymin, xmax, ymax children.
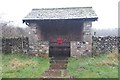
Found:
<box><xmin>49</xmin><ymin>42</ymin><xmax>70</xmax><ymax>57</ymax></box>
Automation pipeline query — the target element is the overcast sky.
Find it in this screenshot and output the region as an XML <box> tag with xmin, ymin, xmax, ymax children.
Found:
<box><xmin>0</xmin><ymin>0</ymin><xmax>119</xmax><ymax>29</ymax></box>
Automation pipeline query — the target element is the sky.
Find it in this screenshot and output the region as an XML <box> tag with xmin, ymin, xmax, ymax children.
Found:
<box><xmin>0</xmin><ymin>0</ymin><xmax>119</xmax><ymax>29</ymax></box>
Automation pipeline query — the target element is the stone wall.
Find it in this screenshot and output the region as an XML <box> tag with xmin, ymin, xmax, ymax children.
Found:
<box><xmin>83</xmin><ymin>22</ymin><xmax>92</xmax><ymax>44</ymax></box>
<box><xmin>71</xmin><ymin>41</ymin><xmax>91</xmax><ymax>57</ymax></box>
<box><xmin>71</xmin><ymin>36</ymin><xmax>119</xmax><ymax>57</ymax></box>
<box><xmin>70</xmin><ymin>22</ymin><xmax>92</xmax><ymax>57</ymax></box>
<box><xmin>2</xmin><ymin>37</ymin><xmax>29</xmax><ymax>53</ymax></box>
<box><xmin>29</xmin><ymin>41</ymin><xmax>49</xmax><ymax>57</ymax></box>
<box><xmin>28</xmin><ymin>23</ymin><xmax>49</xmax><ymax>57</ymax></box>
<box><xmin>92</xmin><ymin>36</ymin><xmax>118</xmax><ymax>54</ymax></box>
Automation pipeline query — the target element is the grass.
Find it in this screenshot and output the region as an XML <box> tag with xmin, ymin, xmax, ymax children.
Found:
<box><xmin>2</xmin><ymin>51</ymin><xmax>119</xmax><ymax>78</ymax></box>
<box><xmin>67</xmin><ymin>51</ymin><xmax>118</xmax><ymax>78</ymax></box>
<box><xmin>2</xmin><ymin>53</ymin><xmax>50</xmax><ymax>78</ymax></box>
<box><xmin>0</xmin><ymin>53</ymin><xmax>2</xmax><ymax>79</ymax></box>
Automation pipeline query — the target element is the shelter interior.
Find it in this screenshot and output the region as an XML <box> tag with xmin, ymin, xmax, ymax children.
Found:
<box><xmin>29</xmin><ymin>19</ymin><xmax>84</xmax><ymax>57</ymax></box>
<box><xmin>37</xmin><ymin>20</ymin><xmax>84</xmax><ymax>42</ymax></box>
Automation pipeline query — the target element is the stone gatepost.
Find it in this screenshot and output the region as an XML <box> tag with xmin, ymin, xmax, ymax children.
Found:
<box><xmin>28</xmin><ymin>23</ymin><xmax>49</xmax><ymax>57</ymax></box>
<box><xmin>83</xmin><ymin>22</ymin><xmax>92</xmax><ymax>54</ymax></box>
<box><xmin>71</xmin><ymin>41</ymin><xmax>84</xmax><ymax>57</ymax></box>
<box><xmin>71</xmin><ymin>22</ymin><xmax>92</xmax><ymax>57</ymax></box>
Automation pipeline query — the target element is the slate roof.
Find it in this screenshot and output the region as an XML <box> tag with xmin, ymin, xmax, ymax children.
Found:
<box><xmin>23</xmin><ymin>7</ymin><xmax>98</xmax><ymax>20</ymax></box>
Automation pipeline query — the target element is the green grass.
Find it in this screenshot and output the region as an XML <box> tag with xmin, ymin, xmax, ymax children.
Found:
<box><xmin>0</xmin><ymin>53</ymin><xmax>2</xmax><ymax>79</ymax></box>
<box><xmin>67</xmin><ymin>51</ymin><xmax>118</xmax><ymax>78</ymax></box>
<box><xmin>2</xmin><ymin>53</ymin><xmax>50</xmax><ymax>78</ymax></box>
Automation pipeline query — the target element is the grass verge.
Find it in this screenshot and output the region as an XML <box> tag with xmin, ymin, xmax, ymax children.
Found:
<box><xmin>2</xmin><ymin>53</ymin><xmax>50</xmax><ymax>78</ymax></box>
<box><xmin>67</xmin><ymin>51</ymin><xmax>118</xmax><ymax>78</ymax></box>
<box><xmin>0</xmin><ymin>53</ymin><xmax>2</xmax><ymax>79</ymax></box>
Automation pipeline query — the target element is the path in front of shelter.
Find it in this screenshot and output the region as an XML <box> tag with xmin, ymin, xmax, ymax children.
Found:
<box><xmin>42</xmin><ymin>57</ymin><xmax>70</xmax><ymax>78</ymax></box>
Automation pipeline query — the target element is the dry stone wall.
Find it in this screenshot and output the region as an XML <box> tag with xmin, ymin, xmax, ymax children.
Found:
<box><xmin>92</xmin><ymin>36</ymin><xmax>119</xmax><ymax>54</ymax></box>
<box><xmin>2</xmin><ymin>37</ymin><xmax>29</xmax><ymax>53</ymax></box>
<box><xmin>70</xmin><ymin>36</ymin><xmax>119</xmax><ymax>57</ymax></box>
<box><xmin>2</xmin><ymin>36</ymin><xmax>119</xmax><ymax>57</ymax></box>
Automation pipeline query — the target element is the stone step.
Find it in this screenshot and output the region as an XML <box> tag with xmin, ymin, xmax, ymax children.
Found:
<box><xmin>51</xmin><ymin>57</ymin><xmax>68</xmax><ymax>60</ymax></box>
<box><xmin>42</xmin><ymin>69</ymin><xmax>70</xmax><ymax>78</ymax></box>
<box><xmin>50</xmin><ymin>60</ymin><xmax>68</xmax><ymax>64</ymax></box>
<box><xmin>43</xmin><ymin>69</ymin><xmax>61</xmax><ymax>78</ymax></box>
<box><xmin>62</xmin><ymin>70</ymin><xmax>69</xmax><ymax>77</ymax></box>
<box><xmin>50</xmin><ymin>63</ymin><xmax>67</xmax><ymax>69</ymax></box>
<box><xmin>42</xmin><ymin>57</ymin><xmax>69</xmax><ymax>78</ymax></box>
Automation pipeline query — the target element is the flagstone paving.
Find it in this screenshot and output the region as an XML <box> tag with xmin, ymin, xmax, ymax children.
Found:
<box><xmin>42</xmin><ymin>57</ymin><xmax>70</xmax><ymax>78</ymax></box>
